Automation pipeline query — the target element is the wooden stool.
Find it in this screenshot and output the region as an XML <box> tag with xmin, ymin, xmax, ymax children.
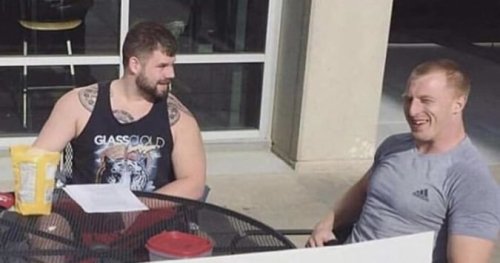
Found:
<box><xmin>18</xmin><ymin>19</ymin><xmax>82</xmax><ymax>128</ymax></box>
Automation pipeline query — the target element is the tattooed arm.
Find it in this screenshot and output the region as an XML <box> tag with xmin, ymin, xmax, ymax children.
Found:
<box><xmin>33</xmin><ymin>84</ymin><xmax>97</xmax><ymax>152</ymax></box>
<box><xmin>166</xmin><ymin>93</ymin><xmax>193</xmax><ymax>126</ymax></box>
<box><xmin>155</xmin><ymin>94</ymin><xmax>206</xmax><ymax>200</ymax></box>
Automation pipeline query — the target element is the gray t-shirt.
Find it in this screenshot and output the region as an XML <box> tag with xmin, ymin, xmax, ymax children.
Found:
<box><xmin>347</xmin><ymin>133</ymin><xmax>500</xmax><ymax>263</ymax></box>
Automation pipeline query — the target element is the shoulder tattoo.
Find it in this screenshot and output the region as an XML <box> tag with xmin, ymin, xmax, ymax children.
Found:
<box><xmin>167</xmin><ymin>94</ymin><xmax>193</xmax><ymax>126</ymax></box>
<box><xmin>78</xmin><ymin>85</ymin><xmax>98</xmax><ymax>112</ymax></box>
<box><xmin>78</xmin><ymin>85</ymin><xmax>134</xmax><ymax>124</ymax></box>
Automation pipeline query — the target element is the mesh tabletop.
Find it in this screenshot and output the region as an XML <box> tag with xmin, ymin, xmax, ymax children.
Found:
<box><xmin>0</xmin><ymin>190</ymin><xmax>295</xmax><ymax>262</ymax></box>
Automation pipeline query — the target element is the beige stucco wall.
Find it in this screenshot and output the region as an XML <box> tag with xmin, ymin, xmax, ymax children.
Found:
<box><xmin>272</xmin><ymin>0</ymin><xmax>393</xmax><ymax>174</ymax></box>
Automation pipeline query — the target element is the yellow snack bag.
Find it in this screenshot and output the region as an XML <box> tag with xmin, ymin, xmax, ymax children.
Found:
<box><xmin>10</xmin><ymin>145</ymin><xmax>60</xmax><ymax>215</ymax></box>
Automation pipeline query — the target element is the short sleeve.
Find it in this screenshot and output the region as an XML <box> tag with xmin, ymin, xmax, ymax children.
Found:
<box><xmin>447</xmin><ymin>164</ymin><xmax>500</xmax><ymax>240</ymax></box>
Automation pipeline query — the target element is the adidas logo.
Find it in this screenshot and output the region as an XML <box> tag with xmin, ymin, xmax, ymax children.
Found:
<box><xmin>412</xmin><ymin>189</ymin><xmax>429</xmax><ymax>201</ymax></box>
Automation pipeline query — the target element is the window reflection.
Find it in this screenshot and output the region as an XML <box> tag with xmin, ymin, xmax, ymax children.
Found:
<box><xmin>130</xmin><ymin>0</ymin><xmax>268</xmax><ymax>54</ymax></box>
<box><xmin>173</xmin><ymin>63</ymin><xmax>263</xmax><ymax>130</ymax></box>
<box><xmin>0</xmin><ymin>0</ymin><xmax>120</xmax><ymax>56</ymax></box>
<box><xmin>0</xmin><ymin>65</ymin><xmax>118</xmax><ymax>134</ymax></box>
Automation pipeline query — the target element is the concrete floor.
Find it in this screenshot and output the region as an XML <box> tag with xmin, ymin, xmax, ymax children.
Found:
<box><xmin>206</xmin><ymin>161</ymin><xmax>357</xmax><ymax>247</ymax></box>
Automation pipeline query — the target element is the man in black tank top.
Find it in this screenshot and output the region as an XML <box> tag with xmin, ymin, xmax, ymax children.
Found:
<box><xmin>33</xmin><ymin>21</ymin><xmax>206</xmax><ymax>201</ymax></box>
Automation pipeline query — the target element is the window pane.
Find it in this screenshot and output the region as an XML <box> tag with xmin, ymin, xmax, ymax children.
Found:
<box><xmin>0</xmin><ymin>0</ymin><xmax>120</xmax><ymax>56</ymax></box>
<box><xmin>0</xmin><ymin>65</ymin><xmax>118</xmax><ymax>134</ymax></box>
<box><xmin>129</xmin><ymin>0</ymin><xmax>269</xmax><ymax>54</ymax></box>
<box><xmin>390</xmin><ymin>1</ymin><xmax>500</xmax><ymax>44</ymax></box>
<box><xmin>0</xmin><ymin>63</ymin><xmax>262</xmax><ymax>134</ymax></box>
<box><xmin>173</xmin><ymin>63</ymin><xmax>263</xmax><ymax>130</ymax></box>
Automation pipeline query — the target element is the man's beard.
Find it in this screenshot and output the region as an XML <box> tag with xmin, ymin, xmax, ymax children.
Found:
<box><xmin>136</xmin><ymin>73</ymin><xmax>170</xmax><ymax>101</ymax></box>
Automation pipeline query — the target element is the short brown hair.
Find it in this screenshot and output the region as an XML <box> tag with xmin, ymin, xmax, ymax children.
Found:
<box><xmin>122</xmin><ymin>21</ymin><xmax>177</xmax><ymax>68</ymax></box>
<box><xmin>408</xmin><ymin>59</ymin><xmax>471</xmax><ymax>97</ymax></box>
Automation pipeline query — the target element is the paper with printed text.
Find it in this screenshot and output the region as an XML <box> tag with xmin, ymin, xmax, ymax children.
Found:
<box><xmin>63</xmin><ymin>184</ymin><xmax>148</xmax><ymax>213</ymax></box>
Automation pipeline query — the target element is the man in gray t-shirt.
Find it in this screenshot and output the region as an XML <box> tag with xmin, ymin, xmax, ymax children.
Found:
<box><xmin>347</xmin><ymin>133</ymin><xmax>499</xmax><ymax>262</ymax></box>
<box><xmin>307</xmin><ymin>59</ymin><xmax>500</xmax><ymax>263</ymax></box>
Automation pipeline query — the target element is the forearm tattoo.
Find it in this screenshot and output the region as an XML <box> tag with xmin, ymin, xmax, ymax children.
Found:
<box><xmin>78</xmin><ymin>85</ymin><xmax>98</xmax><ymax>112</ymax></box>
<box><xmin>112</xmin><ymin>110</ymin><xmax>135</xmax><ymax>124</ymax></box>
<box><xmin>167</xmin><ymin>94</ymin><xmax>193</xmax><ymax>126</ymax></box>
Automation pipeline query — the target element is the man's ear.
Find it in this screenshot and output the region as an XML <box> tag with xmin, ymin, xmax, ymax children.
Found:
<box><xmin>453</xmin><ymin>95</ymin><xmax>467</xmax><ymax>114</ymax></box>
<box><xmin>128</xmin><ymin>56</ymin><xmax>142</xmax><ymax>75</ymax></box>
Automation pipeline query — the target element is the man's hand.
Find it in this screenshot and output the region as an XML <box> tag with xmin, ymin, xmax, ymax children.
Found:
<box><xmin>306</xmin><ymin>212</ymin><xmax>336</xmax><ymax>247</ymax></box>
<box><xmin>306</xmin><ymin>169</ymin><xmax>371</xmax><ymax>248</ymax></box>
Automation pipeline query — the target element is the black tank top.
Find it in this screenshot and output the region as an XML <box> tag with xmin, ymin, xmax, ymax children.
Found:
<box><xmin>70</xmin><ymin>81</ymin><xmax>175</xmax><ymax>191</ymax></box>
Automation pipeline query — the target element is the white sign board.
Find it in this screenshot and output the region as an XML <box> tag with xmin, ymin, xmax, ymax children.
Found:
<box><xmin>161</xmin><ymin>231</ymin><xmax>434</xmax><ymax>263</ymax></box>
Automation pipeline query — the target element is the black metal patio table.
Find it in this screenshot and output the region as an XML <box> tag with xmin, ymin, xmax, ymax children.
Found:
<box><xmin>0</xmin><ymin>190</ymin><xmax>295</xmax><ymax>262</ymax></box>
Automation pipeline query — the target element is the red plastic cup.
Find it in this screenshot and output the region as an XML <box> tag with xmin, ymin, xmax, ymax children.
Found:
<box><xmin>146</xmin><ymin>231</ymin><xmax>213</xmax><ymax>260</ymax></box>
<box><xmin>0</xmin><ymin>192</ymin><xmax>14</xmax><ymax>209</ymax></box>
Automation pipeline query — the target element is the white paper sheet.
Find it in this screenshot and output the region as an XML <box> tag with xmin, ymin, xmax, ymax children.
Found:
<box><xmin>63</xmin><ymin>184</ymin><xmax>149</xmax><ymax>213</ymax></box>
<box><xmin>167</xmin><ymin>231</ymin><xmax>435</xmax><ymax>263</ymax></box>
